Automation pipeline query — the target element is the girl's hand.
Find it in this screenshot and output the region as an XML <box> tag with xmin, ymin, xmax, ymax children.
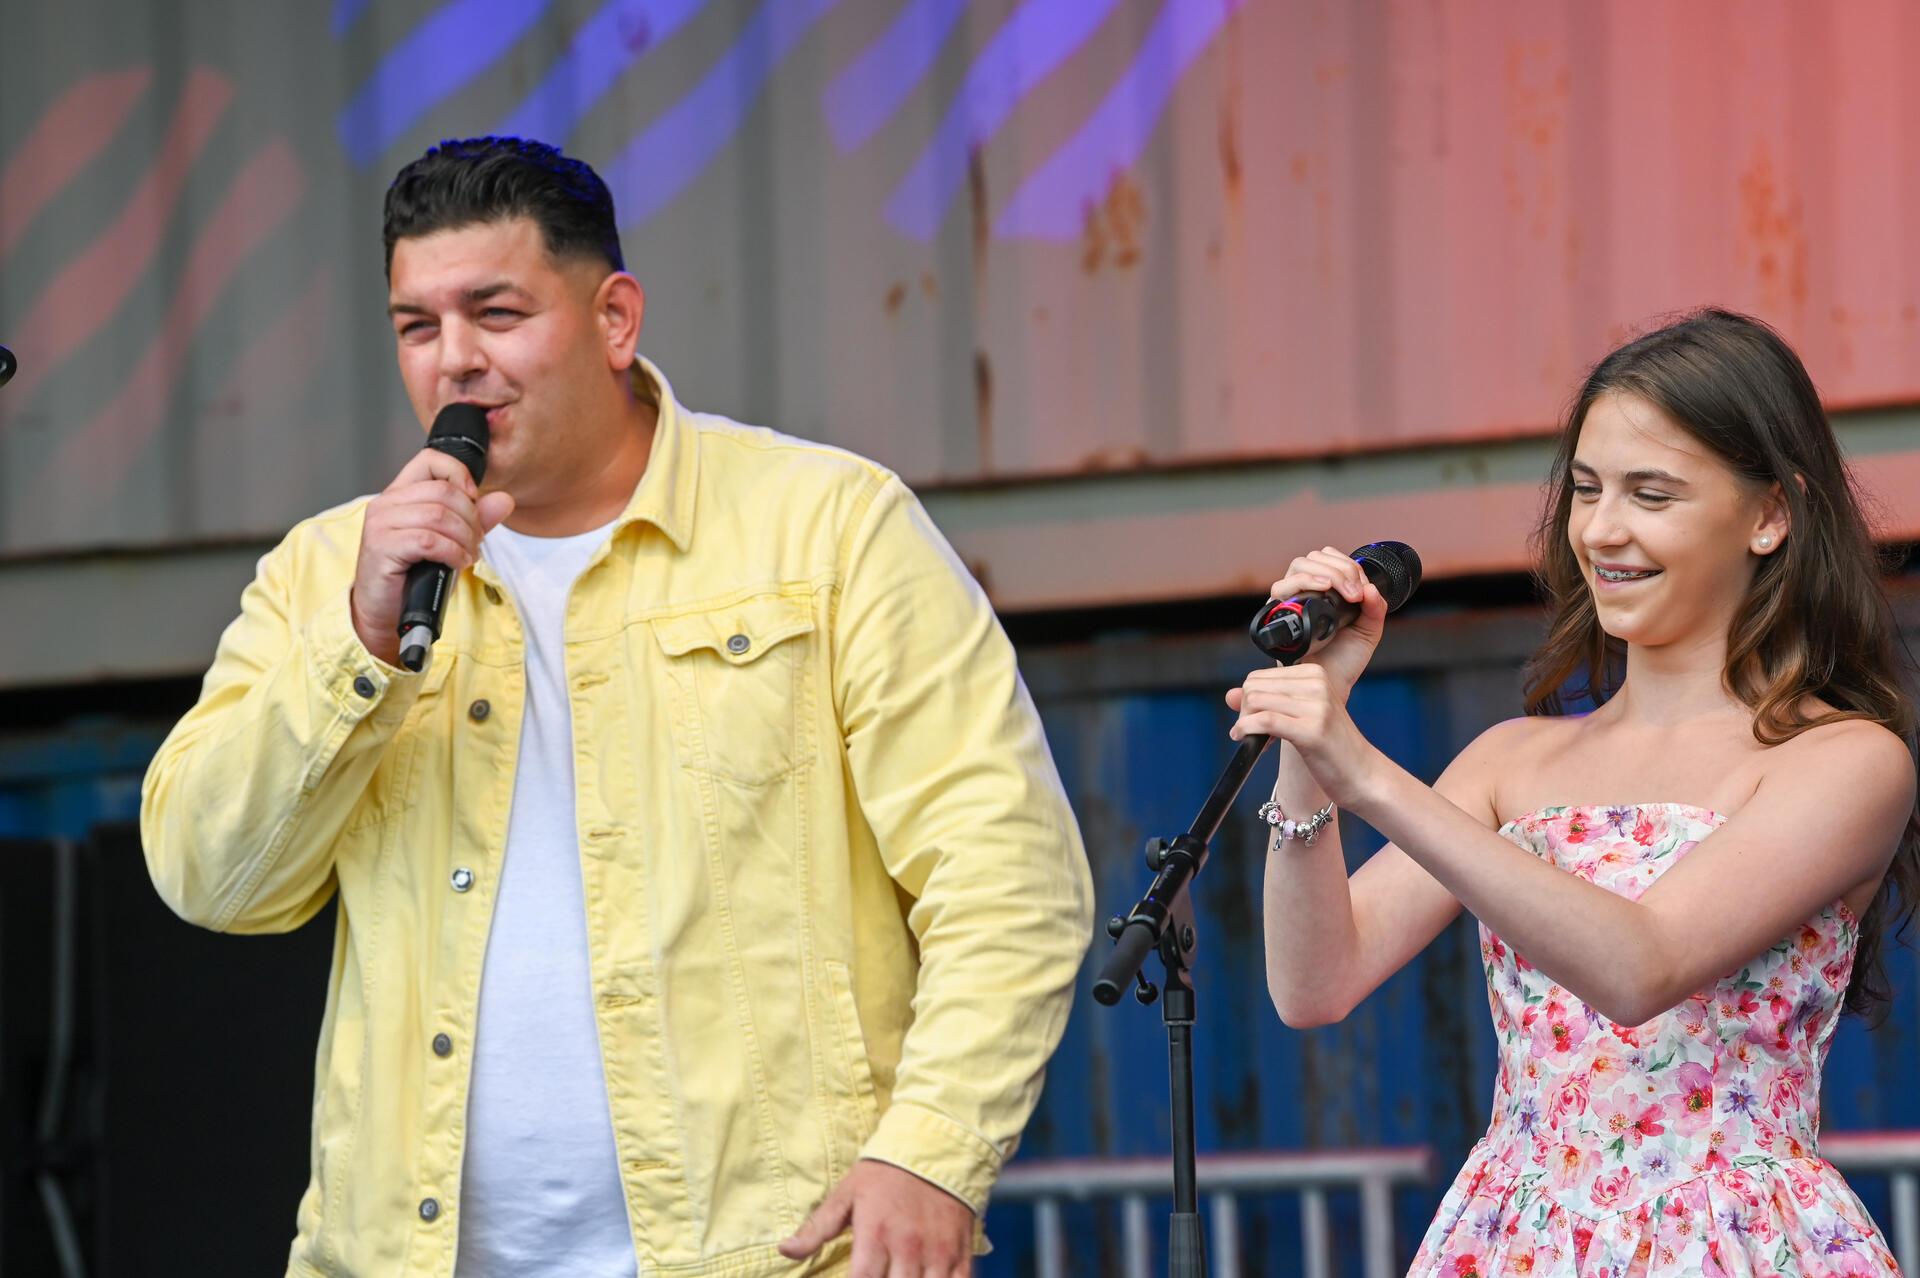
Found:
<box><xmin>1261</xmin><ymin>547</ymin><xmax>1390</xmax><ymax>695</ymax></box>
<box><xmin>1227</xmin><ymin>662</ymin><xmax>1385</xmax><ymax>809</ymax></box>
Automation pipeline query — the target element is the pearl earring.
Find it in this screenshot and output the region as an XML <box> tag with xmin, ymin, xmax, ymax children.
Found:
<box><xmin>1758</xmin><ymin>536</ymin><xmax>1773</xmax><ymax>550</ymax></box>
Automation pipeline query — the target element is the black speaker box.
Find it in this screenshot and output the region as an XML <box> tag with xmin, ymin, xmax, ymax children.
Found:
<box><xmin>1</xmin><ymin>826</ymin><xmax>333</xmax><ymax>1276</ymax></box>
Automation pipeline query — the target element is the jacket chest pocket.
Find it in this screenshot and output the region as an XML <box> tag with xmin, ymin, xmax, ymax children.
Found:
<box><xmin>653</xmin><ymin>595</ymin><xmax>816</xmax><ymax>787</ymax></box>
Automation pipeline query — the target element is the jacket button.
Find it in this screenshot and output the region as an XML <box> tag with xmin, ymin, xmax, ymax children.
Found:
<box><xmin>483</xmin><ymin>584</ymin><xmax>503</xmax><ymax>604</ymax></box>
<box><xmin>353</xmin><ymin>675</ymin><xmax>376</xmax><ymax>698</ymax></box>
<box><xmin>468</xmin><ymin>699</ymin><xmax>490</xmax><ymax>721</ymax></box>
<box><xmin>418</xmin><ymin>1197</ymin><xmax>440</xmax><ymax>1222</ymax></box>
<box><xmin>432</xmin><ymin>1033</ymin><xmax>453</xmax><ymax>1057</ymax></box>
<box><xmin>449</xmin><ymin>867</ymin><xmax>474</xmax><ymax>892</ymax></box>
<box><xmin>726</xmin><ymin>634</ymin><xmax>750</xmax><ymax>655</ymax></box>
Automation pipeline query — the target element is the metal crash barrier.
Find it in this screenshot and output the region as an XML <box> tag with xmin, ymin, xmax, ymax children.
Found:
<box><xmin>994</xmin><ymin>1134</ymin><xmax>1920</xmax><ymax>1278</ymax></box>
<box><xmin>994</xmin><ymin>1147</ymin><xmax>1436</xmax><ymax>1278</ymax></box>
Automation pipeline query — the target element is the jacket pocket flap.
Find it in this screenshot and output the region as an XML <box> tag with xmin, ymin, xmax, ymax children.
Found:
<box><xmin>653</xmin><ymin>595</ymin><xmax>814</xmax><ymax>664</ymax></box>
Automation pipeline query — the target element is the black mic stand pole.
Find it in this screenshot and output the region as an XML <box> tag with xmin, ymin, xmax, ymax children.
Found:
<box><xmin>1092</xmin><ymin>730</ymin><xmax>1274</xmax><ymax>1278</ymax></box>
<box><xmin>1089</xmin><ymin>543</ymin><xmax>1420</xmax><ymax>1278</ymax></box>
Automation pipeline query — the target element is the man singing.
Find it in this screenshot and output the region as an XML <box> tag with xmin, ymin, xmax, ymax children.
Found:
<box><xmin>141</xmin><ymin>137</ymin><xmax>1092</xmax><ymax>1278</ymax></box>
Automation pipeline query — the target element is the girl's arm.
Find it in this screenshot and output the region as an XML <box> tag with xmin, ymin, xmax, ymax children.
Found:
<box><xmin>1260</xmin><ymin>716</ymin><xmax>1518</xmax><ymax>1026</ymax></box>
<box><xmin>1237</xmin><ymin>666</ymin><xmax>1912</xmax><ymax>1026</ymax></box>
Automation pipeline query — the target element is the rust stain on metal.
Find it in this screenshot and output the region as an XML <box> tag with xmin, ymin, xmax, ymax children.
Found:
<box><xmin>967</xmin><ymin>142</ymin><xmax>988</xmax><ymax>284</ymax></box>
<box><xmin>883</xmin><ymin>281</ymin><xmax>906</xmax><ymax>317</ymax></box>
<box><xmin>1218</xmin><ymin>78</ymin><xmax>1242</xmax><ymax>204</ymax></box>
<box><xmin>1209</xmin><ymin>818</ymin><xmax>1261</xmax><ymax>947</ymax></box>
<box><xmin>1503</xmin><ymin>41</ymin><xmax>1568</xmax><ymax>241</ymax></box>
<box><xmin>1081</xmin><ymin>208</ymin><xmax>1101</xmax><ymax>273</ymax></box>
<box><xmin>1078</xmin><ymin>444</ymin><xmax>1151</xmax><ymax>472</ymax></box>
<box><xmin>615</xmin><ymin>4</ymin><xmax>654</xmax><ymax>54</ymax></box>
<box><xmin>1739</xmin><ymin>142</ymin><xmax>1808</xmax><ymax>315</ymax></box>
<box><xmin>1111</xmin><ymin>177</ymin><xmax>1144</xmax><ymax>269</ymax></box>
<box><xmin>1079</xmin><ymin>172</ymin><xmax>1148</xmax><ymax>274</ymax></box>
<box><xmin>1212</xmin><ymin>1073</ymin><xmax>1261</xmax><ymax>1146</ymax></box>
<box><xmin>973</xmin><ymin>348</ymin><xmax>993</xmax><ymax>473</ymax></box>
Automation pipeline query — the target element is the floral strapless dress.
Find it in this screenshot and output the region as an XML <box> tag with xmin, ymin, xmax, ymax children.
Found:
<box><xmin>1409</xmin><ymin>803</ymin><xmax>1900</xmax><ymax>1277</ymax></box>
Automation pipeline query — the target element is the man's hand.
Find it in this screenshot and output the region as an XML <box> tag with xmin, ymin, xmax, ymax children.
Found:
<box><xmin>779</xmin><ymin>1159</ymin><xmax>974</xmax><ymax>1277</ymax></box>
<box><xmin>350</xmin><ymin>449</ymin><xmax>514</xmax><ymax>666</ymax></box>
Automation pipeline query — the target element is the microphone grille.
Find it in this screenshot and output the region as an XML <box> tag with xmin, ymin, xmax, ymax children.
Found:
<box><xmin>1352</xmin><ymin>541</ymin><xmax>1423</xmax><ymax>612</ymax></box>
<box><xmin>426</xmin><ymin>403</ymin><xmax>491</xmax><ymax>483</ymax></box>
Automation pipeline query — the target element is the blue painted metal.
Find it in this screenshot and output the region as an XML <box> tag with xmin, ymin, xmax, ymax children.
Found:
<box><xmin>988</xmin><ymin>664</ymin><xmax>1920</xmax><ymax>1274</ymax></box>
<box><xmin>0</xmin><ymin>723</ymin><xmax>167</xmax><ymax>841</ymax></box>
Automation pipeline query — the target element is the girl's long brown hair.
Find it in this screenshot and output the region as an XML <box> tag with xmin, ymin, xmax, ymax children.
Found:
<box><xmin>1522</xmin><ymin>308</ymin><xmax>1919</xmax><ymax>1019</ymax></box>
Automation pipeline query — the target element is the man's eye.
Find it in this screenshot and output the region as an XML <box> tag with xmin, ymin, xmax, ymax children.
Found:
<box><xmin>481</xmin><ymin>308</ymin><xmax>520</xmax><ymax>320</ymax></box>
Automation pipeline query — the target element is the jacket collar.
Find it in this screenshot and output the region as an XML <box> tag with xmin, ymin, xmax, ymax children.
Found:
<box><xmin>611</xmin><ymin>355</ymin><xmax>696</xmax><ymax>552</ymax></box>
<box><xmin>469</xmin><ymin>355</ymin><xmax>695</xmax><ymax>591</ymax></box>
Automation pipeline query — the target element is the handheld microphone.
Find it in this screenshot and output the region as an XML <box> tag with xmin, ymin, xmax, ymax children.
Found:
<box><xmin>0</xmin><ymin>345</ymin><xmax>17</xmax><ymax>387</ymax></box>
<box><xmin>1249</xmin><ymin>540</ymin><xmax>1423</xmax><ymax>664</ymax></box>
<box><xmin>397</xmin><ymin>403</ymin><xmax>490</xmax><ymax>672</ymax></box>
<box><xmin>1089</xmin><ymin>541</ymin><xmax>1422</xmax><ymax>1012</ymax></box>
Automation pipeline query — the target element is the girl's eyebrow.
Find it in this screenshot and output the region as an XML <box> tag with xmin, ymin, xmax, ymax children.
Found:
<box><xmin>1570</xmin><ymin>459</ymin><xmax>1692</xmax><ymax>487</ymax></box>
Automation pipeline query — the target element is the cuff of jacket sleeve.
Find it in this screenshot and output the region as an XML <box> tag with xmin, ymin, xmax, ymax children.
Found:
<box><xmin>306</xmin><ymin>586</ymin><xmax>422</xmax><ymax>727</ymax></box>
<box><xmin>859</xmin><ymin>1102</ymin><xmax>1009</xmax><ymax>1215</ymax></box>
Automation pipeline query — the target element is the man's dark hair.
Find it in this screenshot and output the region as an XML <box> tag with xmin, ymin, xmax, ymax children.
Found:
<box><xmin>383</xmin><ymin>136</ymin><xmax>625</xmax><ymax>277</ymax></box>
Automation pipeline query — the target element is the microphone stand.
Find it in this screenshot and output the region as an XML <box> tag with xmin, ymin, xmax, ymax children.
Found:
<box><xmin>1092</xmin><ymin>731</ymin><xmax>1275</xmax><ymax>1278</ymax></box>
<box><xmin>1088</xmin><ymin>544</ymin><xmax>1419</xmax><ymax>1278</ymax></box>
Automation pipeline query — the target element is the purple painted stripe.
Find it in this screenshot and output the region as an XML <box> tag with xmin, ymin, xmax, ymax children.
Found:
<box><xmin>336</xmin><ymin>0</ymin><xmax>557</xmax><ymax>167</ymax></box>
<box><xmin>497</xmin><ymin>0</ymin><xmax>713</xmax><ymax>143</ymax></box>
<box><xmin>883</xmin><ymin>0</ymin><xmax>1123</xmax><ymax>241</ymax></box>
<box><xmin>823</xmin><ymin>0</ymin><xmax>972</xmax><ymax>152</ymax></box>
<box><xmin>605</xmin><ymin>0</ymin><xmax>844</xmax><ymax>227</ymax></box>
<box><xmin>996</xmin><ymin>0</ymin><xmax>1241</xmax><ymax>239</ymax></box>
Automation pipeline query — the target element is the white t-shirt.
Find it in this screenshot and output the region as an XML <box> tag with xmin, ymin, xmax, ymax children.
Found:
<box><xmin>456</xmin><ymin>518</ymin><xmax>635</xmax><ymax>1278</ymax></box>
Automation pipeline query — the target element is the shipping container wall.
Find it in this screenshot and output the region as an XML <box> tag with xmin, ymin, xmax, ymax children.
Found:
<box><xmin>12</xmin><ymin>1</ymin><xmax>1920</xmax><ymax>562</ymax></box>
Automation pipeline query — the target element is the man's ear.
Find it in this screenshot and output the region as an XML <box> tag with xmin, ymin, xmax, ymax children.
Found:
<box><xmin>595</xmin><ymin>270</ymin><xmax>646</xmax><ymax>370</ymax></box>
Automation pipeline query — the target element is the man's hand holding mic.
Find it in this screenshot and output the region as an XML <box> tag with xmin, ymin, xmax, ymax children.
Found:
<box><xmin>351</xmin><ymin>417</ymin><xmax>514</xmax><ymax>669</ymax></box>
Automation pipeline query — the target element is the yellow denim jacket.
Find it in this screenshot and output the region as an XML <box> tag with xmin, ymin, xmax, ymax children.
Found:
<box><xmin>141</xmin><ymin>359</ymin><xmax>1093</xmax><ymax>1277</ymax></box>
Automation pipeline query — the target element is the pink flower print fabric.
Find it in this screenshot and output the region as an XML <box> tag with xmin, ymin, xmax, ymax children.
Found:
<box><xmin>1409</xmin><ymin>803</ymin><xmax>1900</xmax><ymax>1277</ymax></box>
